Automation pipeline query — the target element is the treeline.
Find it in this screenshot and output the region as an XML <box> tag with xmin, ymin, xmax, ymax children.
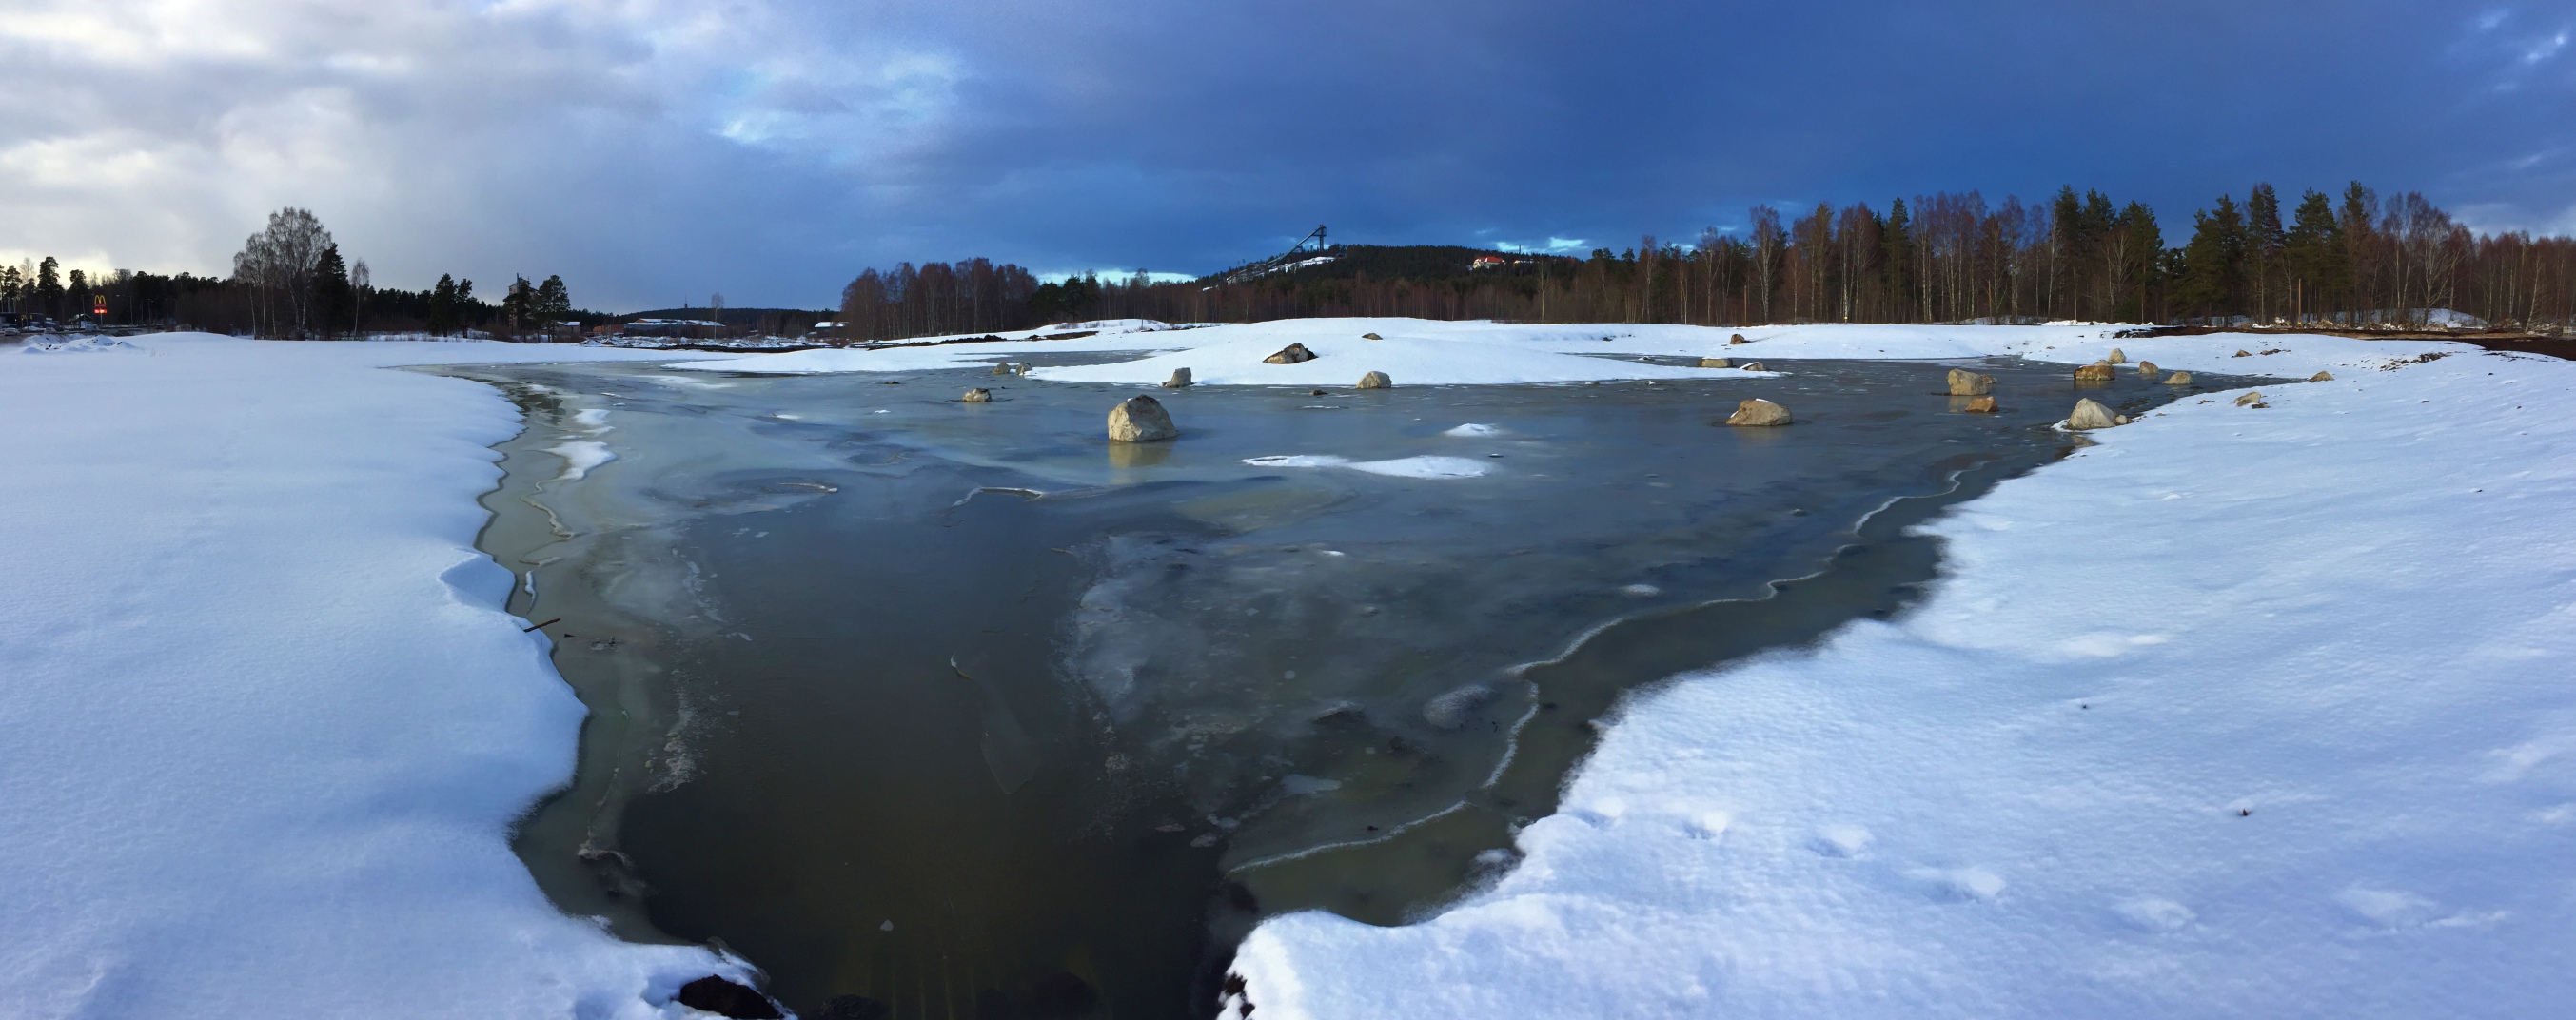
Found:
<box><xmin>5</xmin><ymin>207</ymin><xmax>596</xmax><ymax>338</ymax></box>
<box><xmin>836</xmin><ymin>259</ymin><xmax>1045</xmax><ymax>340</ymax></box>
<box><xmin>834</xmin><ymin>182</ymin><xmax>2576</xmax><ymax>341</ymax></box>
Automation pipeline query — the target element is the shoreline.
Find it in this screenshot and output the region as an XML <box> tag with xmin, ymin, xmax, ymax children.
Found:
<box><xmin>9</xmin><ymin>322</ymin><xmax>2540</xmax><ymax>1019</ymax></box>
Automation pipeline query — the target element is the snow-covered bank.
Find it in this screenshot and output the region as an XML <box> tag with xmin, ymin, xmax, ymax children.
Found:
<box><xmin>668</xmin><ymin>316</ymin><xmax>2471</xmax><ymax>386</ymax></box>
<box><xmin>0</xmin><ymin>334</ymin><xmax>744</xmax><ymax>1018</ymax></box>
<box><xmin>1231</xmin><ymin>337</ymin><xmax>2576</xmax><ymax>1015</ymax></box>
<box><xmin>672</xmin><ymin>318</ymin><xmax>1780</xmax><ymax>383</ymax></box>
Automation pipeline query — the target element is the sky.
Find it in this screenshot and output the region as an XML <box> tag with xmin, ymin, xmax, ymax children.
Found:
<box><xmin>3</xmin><ymin>0</ymin><xmax>2571</xmax><ymax>311</ymax></box>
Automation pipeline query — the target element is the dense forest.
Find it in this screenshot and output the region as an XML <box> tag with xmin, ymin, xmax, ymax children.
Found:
<box><xmin>10</xmin><ymin>185</ymin><xmax>2571</xmax><ymax>343</ymax></box>
<box><xmin>835</xmin><ymin>182</ymin><xmax>2576</xmax><ymax>342</ymax></box>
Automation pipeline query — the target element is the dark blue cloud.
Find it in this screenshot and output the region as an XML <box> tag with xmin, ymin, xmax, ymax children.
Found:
<box><xmin>9</xmin><ymin>0</ymin><xmax>2568</xmax><ymax>309</ymax></box>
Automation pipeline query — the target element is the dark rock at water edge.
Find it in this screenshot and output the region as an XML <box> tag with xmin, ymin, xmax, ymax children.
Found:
<box><xmin>676</xmin><ymin>975</ymin><xmax>783</xmax><ymax>1019</ymax></box>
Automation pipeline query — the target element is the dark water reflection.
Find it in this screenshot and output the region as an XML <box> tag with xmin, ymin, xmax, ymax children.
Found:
<box><xmin>448</xmin><ymin>356</ymin><xmax>2241</xmax><ymax>1018</ymax></box>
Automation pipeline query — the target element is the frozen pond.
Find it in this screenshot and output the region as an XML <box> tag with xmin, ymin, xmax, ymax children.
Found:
<box><xmin>446</xmin><ymin>355</ymin><xmax>2246</xmax><ymax>1018</ymax></box>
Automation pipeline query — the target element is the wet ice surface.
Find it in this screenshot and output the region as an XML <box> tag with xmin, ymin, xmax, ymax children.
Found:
<box><xmin>450</xmin><ymin>356</ymin><xmax>2249</xmax><ymax>1019</ymax></box>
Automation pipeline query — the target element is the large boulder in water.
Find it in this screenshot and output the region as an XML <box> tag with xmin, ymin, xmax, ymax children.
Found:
<box><xmin>1699</xmin><ymin>356</ymin><xmax>1733</xmax><ymax>368</ymax></box>
<box><xmin>2074</xmin><ymin>363</ymin><xmax>2116</xmax><ymax>382</ymax></box>
<box><xmin>2135</xmin><ymin>361</ymin><xmax>2159</xmax><ymax>376</ymax></box>
<box><xmin>1424</xmin><ymin>683</ymin><xmax>1495</xmax><ymax>729</ymax></box>
<box><xmin>1108</xmin><ymin>395</ymin><xmax>1178</xmax><ymax>442</ymax></box>
<box><xmin>2066</xmin><ymin>398</ymin><xmax>2121</xmax><ymax>430</ymax></box>
<box><xmin>2163</xmin><ymin>371</ymin><xmax>2194</xmax><ymax>385</ymax></box>
<box><xmin>1355</xmin><ymin>370</ymin><xmax>1392</xmax><ymax>389</ymax></box>
<box><xmin>2107</xmin><ymin>347</ymin><xmax>2129</xmax><ymax>364</ymax></box>
<box><xmin>1162</xmin><ymin>367</ymin><xmax>1193</xmax><ymax>388</ymax></box>
<box><xmin>1946</xmin><ymin>368</ymin><xmax>1995</xmax><ymax>396</ymax></box>
<box><xmin>1264</xmin><ymin>343</ymin><xmax>1316</xmax><ymax>364</ymax></box>
<box><xmin>1725</xmin><ymin>398</ymin><xmax>1792</xmax><ymax>426</ymax></box>
<box><xmin>1961</xmin><ymin>396</ymin><xmax>1999</xmax><ymax>413</ymax></box>
<box><xmin>960</xmin><ymin>388</ymin><xmax>992</xmax><ymax>402</ymax></box>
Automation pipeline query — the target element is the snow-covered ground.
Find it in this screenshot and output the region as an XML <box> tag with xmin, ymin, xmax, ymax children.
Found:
<box><xmin>8</xmin><ymin>321</ymin><xmax>2567</xmax><ymax>1018</ymax></box>
<box><xmin>667</xmin><ymin>316</ymin><xmax>2448</xmax><ymax>388</ymax></box>
<box><xmin>0</xmin><ymin>334</ymin><xmax>750</xmax><ymax>1019</ymax></box>
<box><xmin>1218</xmin><ymin>328</ymin><xmax>2576</xmax><ymax>1017</ymax></box>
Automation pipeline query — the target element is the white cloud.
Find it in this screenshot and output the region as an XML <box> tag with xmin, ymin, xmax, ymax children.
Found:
<box><xmin>0</xmin><ymin>0</ymin><xmax>974</xmax><ymax>305</ymax></box>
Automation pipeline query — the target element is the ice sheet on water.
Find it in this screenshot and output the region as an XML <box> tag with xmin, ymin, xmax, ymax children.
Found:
<box><xmin>1242</xmin><ymin>454</ymin><xmax>1490</xmax><ymax>479</ymax></box>
<box><xmin>547</xmin><ymin>441</ymin><xmax>615</xmax><ymax>481</ymax></box>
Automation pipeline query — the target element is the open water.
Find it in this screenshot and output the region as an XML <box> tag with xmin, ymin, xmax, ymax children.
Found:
<box><xmin>446</xmin><ymin>353</ymin><xmax>2242</xmax><ymax>1018</ymax></box>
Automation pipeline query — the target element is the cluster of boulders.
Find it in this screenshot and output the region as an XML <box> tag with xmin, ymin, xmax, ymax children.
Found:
<box><xmin>969</xmin><ymin>335</ymin><xmax>2345</xmax><ymax>450</ymax></box>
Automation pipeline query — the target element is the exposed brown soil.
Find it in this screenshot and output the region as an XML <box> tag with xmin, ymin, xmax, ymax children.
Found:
<box><xmin>2119</xmin><ymin>324</ymin><xmax>2574</xmax><ymax>361</ymax></box>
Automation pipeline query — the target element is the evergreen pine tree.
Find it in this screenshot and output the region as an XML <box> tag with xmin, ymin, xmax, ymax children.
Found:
<box><xmin>311</xmin><ymin>245</ymin><xmax>352</xmax><ymax>338</ymax></box>
<box><xmin>35</xmin><ymin>257</ymin><xmax>63</xmax><ymax>320</ymax></box>
<box><xmin>428</xmin><ymin>274</ymin><xmax>457</xmax><ymax>336</ymax></box>
<box><xmin>67</xmin><ymin>270</ymin><xmax>91</xmax><ymax>324</ymax></box>
<box><xmin>2179</xmin><ymin>195</ymin><xmax>2250</xmax><ymax>321</ymax></box>
<box><xmin>2050</xmin><ymin>187</ymin><xmax>2084</xmax><ymax>317</ymax></box>
<box><xmin>2112</xmin><ymin>202</ymin><xmax>2164</xmax><ymax>322</ymax></box>
<box><xmin>2246</xmin><ymin>185</ymin><xmax>2286</xmax><ymax>323</ymax></box>
<box><xmin>536</xmin><ymin>275</ymin><xmax>572</xmax><ymax>324</ymax></box>
<box><xmin>2285</xmin><ymin>190</ymin><xmax>2344</xmax><ymax>324</ymax></box>
<box><xmin>2337</xmin><ymin>182</ymin><xmax>2376</xmax><ymax>324</ymax></box>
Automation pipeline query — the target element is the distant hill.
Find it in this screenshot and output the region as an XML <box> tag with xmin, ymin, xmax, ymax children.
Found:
<box><xmin>1206</xmin><ymin>245</ymin><xmax>1579</xmax><ymax>286</ymax></box>
<box><xmin>619</xmin><ymin>306</ymin><xmax>833</xmax><ymax>325</ymax></box>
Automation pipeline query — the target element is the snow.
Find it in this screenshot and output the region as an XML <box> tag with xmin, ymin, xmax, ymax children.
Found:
<box><xmin>1230</xmin><ymin>332</ymin><xmax>2576</xmax><ymax>1017</ymax></box>
<box><xmin>0</xmin><ymin>333</ymin><xmax>750</xmax><ymax>1019</ymax></box>
<box><xmin>669</xmin><ymin>318</ymin><xmax>1783</xmax><ymax>384</ymax></box>
<box><xmin>668</xmin><ymin>316</ymin><xmax>2464</xmax><ymax>387</ymax></box>
<box><xmin>549</xmin><ymin>440</ymin><xmax>617</xmax><ymax>480</ymax></box>
<box><xmin>1242</xmin><ymin>454</ymin><xmax>1493</xmax><ymax>479</ymax></box>
<box><xmin>10</xmin><ymin>320</ymin><xmax>2566</xmax><ymax>1018</ymax></box>
<box><xmin>19</xmin><ymin>333</ymin><xmax>143</xmax><ymax>354</ymax></box>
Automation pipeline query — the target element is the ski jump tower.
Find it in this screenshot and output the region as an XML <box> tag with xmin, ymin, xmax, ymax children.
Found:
<box><xmin>1215</xmin><ymin>226</ymin><xmax>1331</xmax><ymax>285</ymax></box>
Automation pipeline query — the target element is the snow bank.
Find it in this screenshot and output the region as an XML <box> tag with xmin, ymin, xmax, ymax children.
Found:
<box><xmin>669</xmin><ymin>316</ymin><xmax>2472</xmax><ymax>387</ymax></box>
<box><xmin>1233</xmin><ymin>341</ymin><xmax>2576</xmax><ymax>1016</ymax></box>
<box><xmin>0</xmin><ymin>334</ymin><xmax>746</xmax><ymax>1018</ymax></box>
<box><xmin>19</xmin><ymin>334</ymin><xmax>142</xmax><ymax>354</ymax></box>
